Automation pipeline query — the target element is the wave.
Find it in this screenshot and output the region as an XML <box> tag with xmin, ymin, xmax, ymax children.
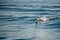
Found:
<box><xmin>14</xmin><ymin>37</ymin><xmax>35</xmax><ymax>40</ymax></box>
<box><xmin>0</xmin><ymin>7</ymin><xmax>60</xmax><ymax>12</ymax></box>
<box><xmin>0</xmin><ymin>37</ymin><xmax>7</xmax><ymax>39</ymax></box>
<box><xmin>41</xmin><ymin>6</ymin><xmax>60</xmax><ymax>8</ymax></box>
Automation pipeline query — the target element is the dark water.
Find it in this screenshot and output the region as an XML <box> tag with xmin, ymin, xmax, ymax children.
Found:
<box><xmin>0</xmin><ymin>0</ymin><xmax>60</xmax><ymax>40</ymax></box>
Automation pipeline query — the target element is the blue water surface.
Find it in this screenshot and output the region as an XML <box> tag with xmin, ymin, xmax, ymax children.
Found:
<box><xmin>0</xmin><ymin>0</ymin><xmax>60</xmax><ymax>40</ymax></box>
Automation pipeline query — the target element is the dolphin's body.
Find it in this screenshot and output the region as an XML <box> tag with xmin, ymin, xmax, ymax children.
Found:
<box><xmin>35</xmin><ymin>16</ymin><xmax>58</xmax><ymax>25</ymax></box>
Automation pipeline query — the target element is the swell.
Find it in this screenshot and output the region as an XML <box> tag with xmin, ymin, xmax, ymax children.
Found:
<box><xmin>0</xmin><ymin>3</ymin><xmax>60</xmax><ymax>12</ymax></box>
<box><xmin>14</xmin><ymin>37</ymin><xmax>35</xmax><ymax>40</ymax></box>
<box><xmin>42</xmin><ymin>6</ymin><xmax>60</xmax><ymax>8</ymax></box>
<box><xmin>0</xmin><ymin>15</ymin><xmax>34</xmax><ymax>21</ymax></box>
<box><xmin>0</xmin><ymin>7</ymin><xmax>60</xmax><ymax>12</ymax></box>
<box><xmin>44</xmin><ymin>22</ymin><xmax>60</xmax><ymax>29</ymax></box>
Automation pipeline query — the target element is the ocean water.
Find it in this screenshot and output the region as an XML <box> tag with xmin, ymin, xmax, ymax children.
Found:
<box><xmin>0</xmin><ymin>0</ymin><xmax>60</xmax><ymax>40</ymax></box>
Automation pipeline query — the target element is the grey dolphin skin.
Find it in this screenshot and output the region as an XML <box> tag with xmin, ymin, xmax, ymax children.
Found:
<box><xmin>35</xmin><ymin>17</ymin><xmax>41</xmax><ymax>25</ymax></box>
<box><xmin>35</xmin><ymin>16</ymin><xmax>58</xmax><ymax>25</ymax></box>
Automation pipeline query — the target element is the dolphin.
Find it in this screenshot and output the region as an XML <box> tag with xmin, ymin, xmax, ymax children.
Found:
<box><xmin>35</xmin><ymin>15</ymin><xmax>58</xmax><ymax>25</ymax></box>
